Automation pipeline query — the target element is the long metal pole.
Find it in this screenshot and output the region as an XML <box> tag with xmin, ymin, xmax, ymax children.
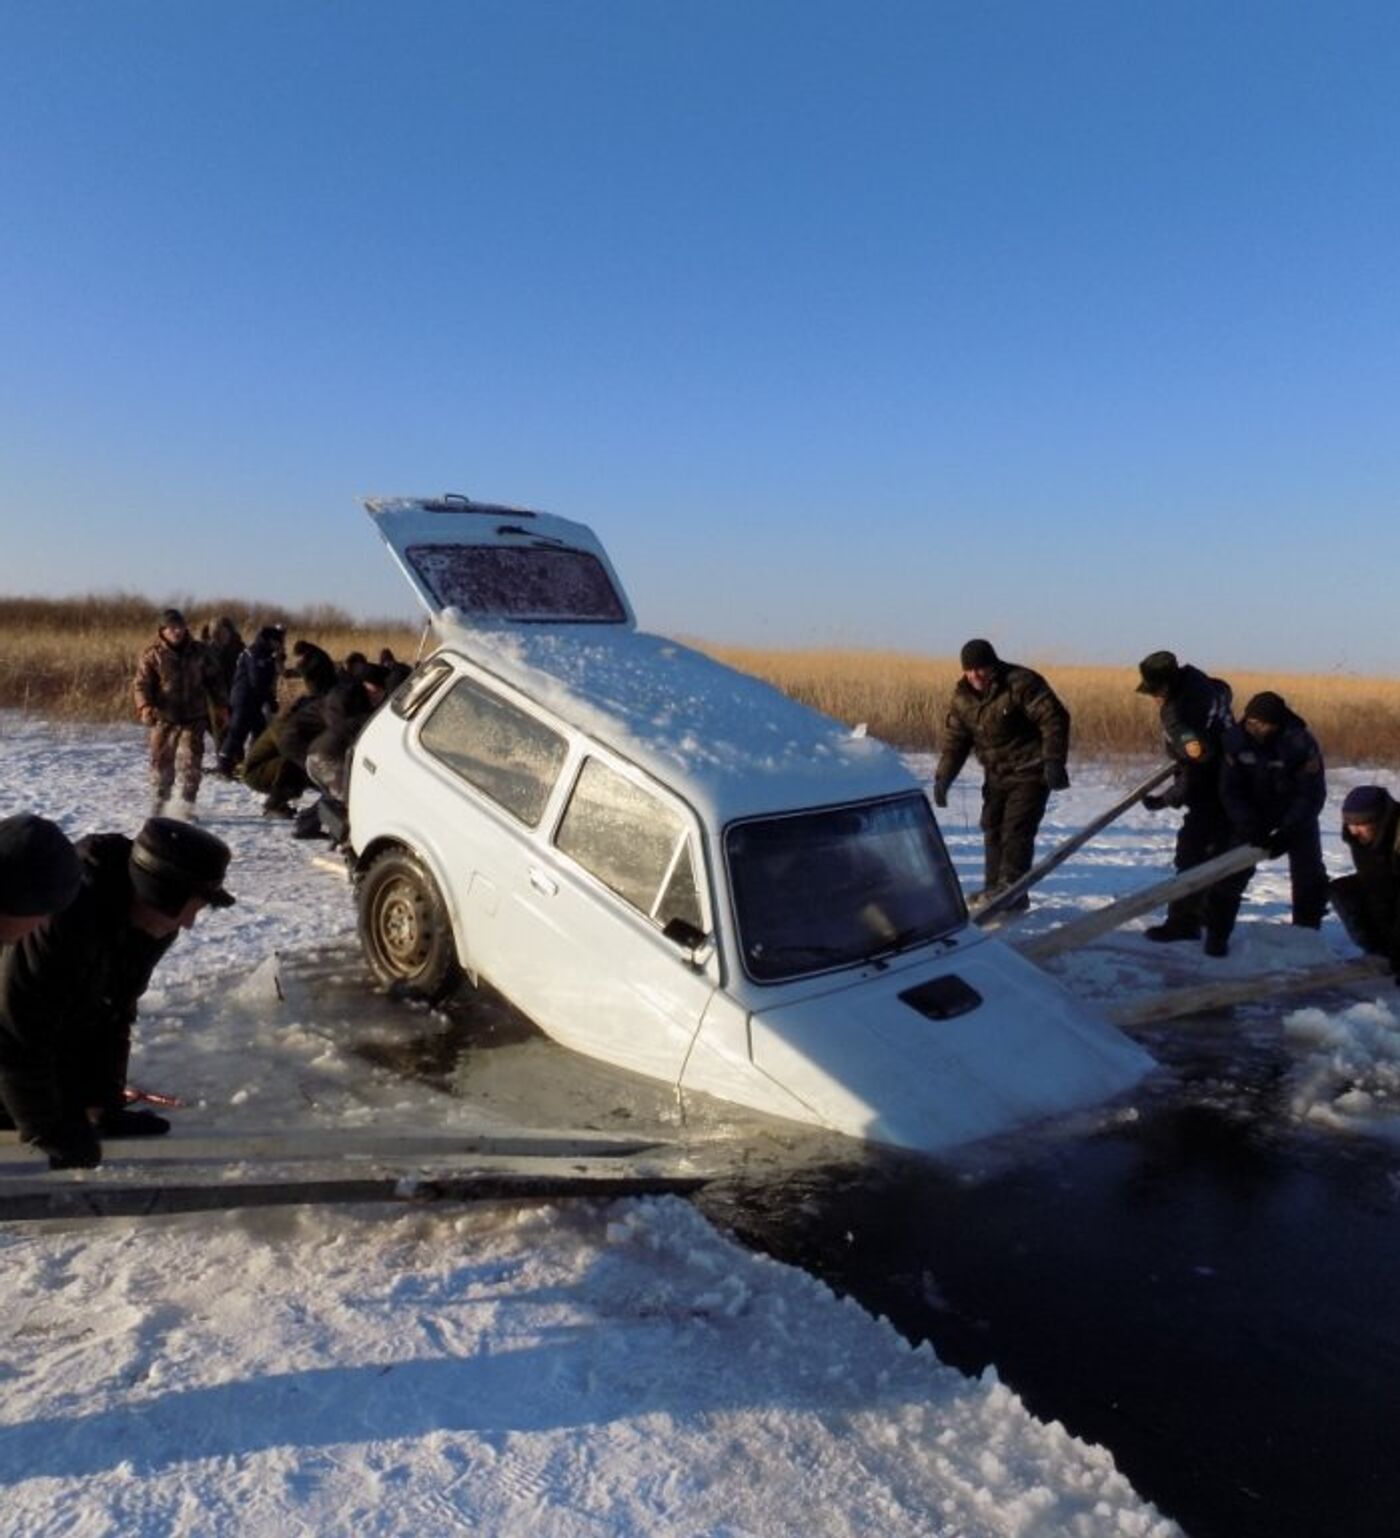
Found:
<box><xmin>971</xmin><ymin>762</ymin><xmax>1177</xmax><ymax>925</ymax></box>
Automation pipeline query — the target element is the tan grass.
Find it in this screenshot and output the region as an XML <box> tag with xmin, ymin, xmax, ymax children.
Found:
<box><xmin>696</xmin><ymin>644</ymin><xmax>1400</xmax><ymax>769</ymax></box>
<box><xmin>1</xmin><ymin>599</ymin><xmax>1395</xmax><ymax>767</ymax></box>
<box><xmin>0</xmin><ymin>596</ymin><xmax>424</xmax><ymax>720</ymax></box>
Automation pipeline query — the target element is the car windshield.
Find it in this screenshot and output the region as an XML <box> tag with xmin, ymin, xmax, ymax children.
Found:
<box><xmin>725</xmin><ymin>794</ymin><xmax>965</xmax><ymax>982</ymax></box>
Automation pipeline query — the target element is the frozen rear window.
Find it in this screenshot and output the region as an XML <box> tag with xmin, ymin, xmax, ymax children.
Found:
<box><xmin>406</xmin><ymin>544</ymin><xmax>626</xmax><ymax>622</ymax></box>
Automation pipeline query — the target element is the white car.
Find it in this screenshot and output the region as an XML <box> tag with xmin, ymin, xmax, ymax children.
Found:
<box><xmin>347</xmin><ymin>492</ymin><xmax>1151</xmax><ymax>1154</ymax></box>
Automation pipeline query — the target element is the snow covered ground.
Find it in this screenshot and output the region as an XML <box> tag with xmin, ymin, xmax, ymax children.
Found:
<box><xmin>3</xmin><ymin>715</ymin><xmax>1397</xmax><ymax>1537</ymax></box>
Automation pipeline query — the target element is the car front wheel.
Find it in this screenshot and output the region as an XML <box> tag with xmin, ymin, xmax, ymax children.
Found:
<box><xmin>357</xmin><ymin>847</ymin><xmax>461</xmax><ymax>999</ymax></box>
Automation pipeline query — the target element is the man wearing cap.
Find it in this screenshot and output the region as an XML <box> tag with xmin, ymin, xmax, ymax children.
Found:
<box><xmin>0</xmin><ymin>813</ymin><xmax>83</xmax><ymax>945</ymax></box>
<box><xmin>1330</xmin><ymin>786</ymin><xmax>1400</xmax><ymax>982</ymax></box>
<box><xmin>0</xmin><ymin>817</ymin><xmax>234</xmax><ymax>1169</ymax></box>
<box><xmin>216</xmin><ymin>623</ymin><xmax>286</xmax><ymax>777</ymax></box>
<box><xmin>133</xmin><ymin>608</ymin><xmax>229</xmax><ymax>817</ymax></box>
<box><xmin>933</xmin><ymin>639</ymin><xmax>1071</xmax><ymax>909</ymax></box>
<box><xmin>1206</xmin><ymin>691</ymin><xmax>1329</xmax><ymax>955</ymax></box>
<box><xmin>1135</xmin><ymin>650</ymin><xmax>1236</xmax><ymax>945</ymax></box>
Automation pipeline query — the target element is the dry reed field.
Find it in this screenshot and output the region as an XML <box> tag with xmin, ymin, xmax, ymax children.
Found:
<box><xmin>1</xmin><ymin>597</ymin><xmax>1396</xmax><ymax>767</ymax></box>
<box><xmin>0</xmin><ymin>596</ymin><xmax>424</xmax><ymax>720</ymax></box>
<box><xmin>698</xmin><ymin>644</ymin><xmax>1400</xmax><ymax>769</ymax></box>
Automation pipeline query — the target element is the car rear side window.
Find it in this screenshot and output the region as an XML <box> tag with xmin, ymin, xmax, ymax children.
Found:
<box><xmin>556</xmin><ymin>758</ymin><xmax>704</xmax><ymax>932</ymax></box>
<box><xmin>420</xmin><ymin>675</ymin><xmax>567</xmax><ymax>827</ymax></box>
<box><xmin>391</xmin><ymin>656</ymin><xmax>453</xmax><ymax>719</ymax></box>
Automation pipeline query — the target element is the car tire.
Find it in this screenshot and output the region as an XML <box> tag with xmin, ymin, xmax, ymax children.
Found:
<box><xmin>357</xmin><ymin>847</ymin><xmax>461</xmax><ymax>1000</ymax></box>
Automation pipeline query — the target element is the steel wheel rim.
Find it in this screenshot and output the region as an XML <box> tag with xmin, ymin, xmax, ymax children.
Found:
<box><xmin>372</xmin><ymin>874</ymin><xmax>431</xmax><ymax>977</ymax></box>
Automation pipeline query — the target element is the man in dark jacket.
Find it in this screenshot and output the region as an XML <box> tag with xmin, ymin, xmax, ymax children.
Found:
<box><xmin>133</xmin><ymin>608</ymin><xmax>229</xmax><ymax>815</ymax></box>
<box><xmin>217</xmin><ymin>624</ymin><xmax>285</xmax><ymax>776</ymax></box>
<box><xmin>1135</xmin><ymin>650</ymin><xmax>1236</xmax><ymax>945</ymax></box>
<box><xmin>206</xmin><ymin>616</ymin><xmax>245</xmax><ymax>699</ymax></box>
<box><xmin>0</xmin><ymin>817</ymin><xmax>234</xmax><ymax>1169</ymax></box>
<box><xmin>288</xmin><ymin>638</ymin><xmax>338</xmax><ymax>695</ymax></box>
<box><xmin>0</xmin><ymin>814</ymin><xmax>82</xmax><ymax>945</ymax></box>
<box><xmin>244</xmin><ymin>650</ymin><xmax>337</xmax><ymax>817</ymax></box>
<box><xmin>1330</xmin><ymin>786</ymin><xmax>1400</xmax><ymax>983</ymax></box>
<box><xmin>1207</xmin><ymin>692</ymin><xmax>1329</xmax><ymax>954</ymax></box>
<box><xmin>933</xmin><ymin>639</ymin><xmax>1071</xmax><ymax>908</ymax></box>
<box><xmin>296</xmin><ymin>664</ymin><xmax>390</xmax><ymax>841</ymax></box>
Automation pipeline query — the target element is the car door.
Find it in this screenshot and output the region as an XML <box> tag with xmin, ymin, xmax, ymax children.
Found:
<box><xmin>411</xmin><ymin>667</ymin><xmax>572</xmax><ymax>987</ymax></box>
<box><xmin>506</xmin><ymin>753</ymin><xmax>719</xmax><ymax>1085</ymax></box>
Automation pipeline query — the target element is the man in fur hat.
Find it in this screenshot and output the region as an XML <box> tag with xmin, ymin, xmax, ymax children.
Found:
<box><xmin>0</xmin><ymin>817</ymin><xmax>233</xmax><ymax>1168</ymax></box>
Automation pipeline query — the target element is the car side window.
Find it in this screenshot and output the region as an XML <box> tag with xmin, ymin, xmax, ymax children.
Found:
<box><xmin>556</xmin><ymin>758</ymin><xmax>705</xmax><ymax>933</ymax></box>
<box><xmin>391</xmin><ymin>656</ymin><xmax>453</xmax><ymax>719</ymax></box>
<box><xmin>419</xmin><ymin>675</ymin><xmax>568</xmax><ymax>827</ymax></box>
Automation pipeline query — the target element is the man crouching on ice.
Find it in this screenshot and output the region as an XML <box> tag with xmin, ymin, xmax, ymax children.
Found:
<box><xmin>0</xmin><ymin>817</ymin><xmax>234</xmax><ymax>1170</ymax></box>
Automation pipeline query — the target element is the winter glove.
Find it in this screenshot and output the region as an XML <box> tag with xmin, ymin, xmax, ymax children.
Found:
<box><xmin>932</xmin><ymin>781</ymin><xmax>950</xmax><ymax>809</ymax></box>
<box><xmin>1265</xmin><ymin>830</ymin><xmax>1291</xmax><ymax>859</ymax></box>
<box><xmin>35</xmin><ymin>1129</ymin><xmax>102</xmax><ymax>1171</ymax></box>
<box><xmin>98</xmin><ymin>1107</ymin><xmax>171</xmax><ymax>1138</ymax></box>
<box><xmin>1043</xmin><ymin>761</ymin><xmax>1070</xmax><ymax>791</ymax></box>
<box><xmin>1142</xmin><ymin>793</ymin><xmax>1168</xmax><ymax>812</ymax></box>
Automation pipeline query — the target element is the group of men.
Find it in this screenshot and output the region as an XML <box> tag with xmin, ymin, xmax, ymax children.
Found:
<box><xmin>3</xmin><ymin>622</ymin><xmax>1398</xmax><ymax>1173</ymax></box>
<box><xmin>131</xmin><ymin>607</ymin><xmax>408</xmax><ymax>838</ymax></box>
<box><xmin>0</xmin><ymin>608</ymin><xmax>418</xmax><ymax>1172</ymax></box>
<box><xmin>933</xmin><ymin>639</ymin><xmax>1400</xmax><ymax>971</ymax></box>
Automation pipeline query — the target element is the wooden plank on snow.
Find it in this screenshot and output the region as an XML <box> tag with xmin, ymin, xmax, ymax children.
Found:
<box><xmin>1013</xmin><ymin>843</ymin><xmax>1266</xmax><ymax>962</ymax></box>
<box><xmin>0</xmin><ymin>1158</ymin><xmax>709</xmax><ymax>1224</ymax></box>
<box><xmin>1106</xmin><ymin>955</ymin><xmax>1391</xmax><ymax>1028</ymax></box>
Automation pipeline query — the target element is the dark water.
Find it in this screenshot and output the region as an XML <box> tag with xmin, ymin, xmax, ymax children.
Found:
<box><xmin>294</xmin><ymin>946</ymin><xmax>1400</xmax><ymax>1538</ymax></box>
<box><xmin>697</xmin><ymin>1018</ymin><xmax>1400</xmax><ymax>1538</ymax></box>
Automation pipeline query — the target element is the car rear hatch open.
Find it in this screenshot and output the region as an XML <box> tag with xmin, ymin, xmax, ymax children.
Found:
<box><xmin>364</xmin><ymin>492</ymin><xmax>636</xmax><ymax>627</ymax></box>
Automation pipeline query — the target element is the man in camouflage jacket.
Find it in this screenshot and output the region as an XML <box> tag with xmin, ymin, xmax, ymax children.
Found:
<box><xmin>933</xmin><ymin>639</ymin><xmax>1071</xmax><ymax>908</ymax></box>
<box><xmin>132</xmin><ymin>608</ymin><xmax>228</xmax><ymax>814</ymax></box>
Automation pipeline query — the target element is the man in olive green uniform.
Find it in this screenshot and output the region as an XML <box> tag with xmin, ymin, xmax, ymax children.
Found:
<box><xmin>934</xmin><ymin>639</ymin><xmax>1071</xmax><ymax>910</ymax></box>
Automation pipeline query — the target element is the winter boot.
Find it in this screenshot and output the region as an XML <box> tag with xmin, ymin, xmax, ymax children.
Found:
<box><xmin>1143</xmin><ymin>917</ymin><xmax>1202</xmax><ymax>944</ymax></box>
<box><xmin>291</xmin><ymin>803</ymin><xmax>329</xmax><ymax>840</ymax></box>
<box><xmin>99</xmin><ymin>1107</ymin><xmax>171</xmax><ymax>1138</ymax></box>
<box><xmin>1203</xmin><ymin>932</ymin><xmax>1230</xmax><ymax>958</ymax></box>
<box><xmin>262</xmin><ymin>796</ymin><xmax>295</xmax><ymax>819</ymax></box>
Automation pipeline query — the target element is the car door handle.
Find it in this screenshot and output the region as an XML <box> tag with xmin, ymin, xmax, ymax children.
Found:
<box><xmin>528</xmin><ymin>868</ymin><xmax>558</xmax><ymax>897</ymax></box>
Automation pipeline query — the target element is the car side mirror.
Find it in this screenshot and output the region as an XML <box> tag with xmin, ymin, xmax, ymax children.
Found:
<box><xmin>662</xmin><ymin>916</ymin><xmax>712</xmax><ymax>967</ymax></box>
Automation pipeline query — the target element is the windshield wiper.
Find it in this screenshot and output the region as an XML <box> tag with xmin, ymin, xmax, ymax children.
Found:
<box><xmin>868</xmin><ymin>924</ymin><xmax>938</xmax><ymax>961</ymax></box>
<box><xmin>749</xmin><ymin>943</ymin><xmax>852</xmax><ymax>965</ymax></box>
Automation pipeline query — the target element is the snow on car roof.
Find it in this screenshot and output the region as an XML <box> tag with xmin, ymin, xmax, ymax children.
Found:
<box><xmin>433</xmin><ymin>613</ymin><xmax>919</xmax><ymax>825</ymax></box>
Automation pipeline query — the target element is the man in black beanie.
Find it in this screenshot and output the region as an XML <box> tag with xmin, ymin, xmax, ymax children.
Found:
<box><xmin>0</xmin><ymin>816</ymin><xmax>233</xmax><ymax>1169</ymax></box>
<box><xmin>1206</xmin><ymin>691</ymin><xmax>1329</xmax><ymax>955</ymax></box>
<box><xmin>1135</xmin><ymin>650</ymin><xmax>1236</xmax><ymax>945</ymax></box>
<box><xmin>1329</xmin><ymin>786</ymin><xmax>1400</xmax><ymax>982</ymax></box>
<box><xmin>0</xmin><ymin>813</ymin><xmax>83</xmax><ymax>944</ymax></box>
<box><xmin>933</xmin><ymin>639</ymin><xmax>1071</xmax><ymax>909</ymax></box>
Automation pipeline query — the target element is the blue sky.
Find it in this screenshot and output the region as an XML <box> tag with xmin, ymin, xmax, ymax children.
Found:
<box><xmin>2</xmin><ymin>1</ymin><xmax>1397</xmax><ymax>671</ymax></box>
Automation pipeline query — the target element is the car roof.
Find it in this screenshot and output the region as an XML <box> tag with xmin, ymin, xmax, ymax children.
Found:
<box><xmin>433</xmin><ymin>618</ymin><xmax>920</xmax><ymax>827</ymax></box>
